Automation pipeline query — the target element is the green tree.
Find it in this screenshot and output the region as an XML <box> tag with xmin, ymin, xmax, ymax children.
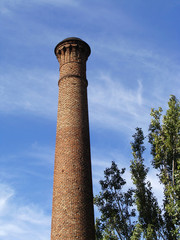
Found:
<box><xmin>130</xmin><ymin>128</ymin><xmax>164</xmax><ymax>239</ymax></box>
<box><xmin>149</xmin><ymin>95</ymin><xmax>180</xmax><ymax>239</ymax></box>
<box><xmin>95</xmin><ymin>218</ymin><xmax>119</xmax><ymax>240</ymax></box>
<box><xmin>94</xmin><ymin>95</ymin><xmax>180</xmax><ymax>239</ymax></box>
<box><xmin>94</xmin><ymin>161</ymin><xmax>135</xmax><ymax>240</ymax></box>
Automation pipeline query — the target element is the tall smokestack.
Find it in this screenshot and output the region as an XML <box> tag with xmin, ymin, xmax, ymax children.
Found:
<box><xmin>51</xmin><ymin>37</ymin><xmax>95</xmax><ymax>240</ymax></box>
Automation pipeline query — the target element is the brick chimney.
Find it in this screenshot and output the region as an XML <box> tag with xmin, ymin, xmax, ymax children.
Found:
<box><xmin>51</xmin><ymin>37</ymin><xmax>95</xmax><ymax>240</ymax></box>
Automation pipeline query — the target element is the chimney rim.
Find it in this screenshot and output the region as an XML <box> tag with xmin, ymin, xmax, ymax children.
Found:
<box><xmin>54</xmin><ymin>37</ymin><xmax>91</xmax><ymax>57</ymax></box>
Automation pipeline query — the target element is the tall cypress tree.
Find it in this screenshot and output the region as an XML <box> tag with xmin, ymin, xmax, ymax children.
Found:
<box><xmin>130</xmin><ymin>128</ymin><xmax>163</xmax><ymax>240</ymax></box>
<box><xmin>94</xmin><ymin>161</ymin><xmax>135</xmax><ymax>240</ymax></box>
<box><xmin>149</xmin><ymin>95</ymin><xmax>180</xmax><ymax>239</ymax></box>
<box><xmin>94</xmin><ymin>95</ymin><xmax>180</xmax><ymax>239</ymax></box>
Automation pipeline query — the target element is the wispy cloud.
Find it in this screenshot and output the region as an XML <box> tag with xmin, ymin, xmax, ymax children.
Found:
<box><xmin>28</xmin><ymin>142</ymin><xmax>55</xmax><ymax>166</ymax></box>
<box><xmin>0</xmin><ymin>184</ymin><xmax>14</xmax><ymax>214</ymax></box>
<box><xmin>0</xmin><ymin>0</ymin><xmax>80</xmax><ymax>15</ymax></box>
<box><xmin>0</xmin><ymin>183</ymin><xmax>51</xmax><ymax>240</ymax></box>
<box><xmin>0</xmin><ymin>68</ymin><xmax>58</xmax><ymax>119</ymax></box>
<box><xmin>0</xmin><ymin>142</ymin><xmax>54</xmax><ymax>184</ymax></box>
<box><xmin>1</xmin><ymin>17</ymin><xmax>180</xmax><ymax>135</ymax></box>
<box><xmin>89</xmin><ymin>72</ymin><xmax>147</xmax><ymax>135</ymax></box>
<box><xmin>35</xmin><ymin>0</ymin><xmax>80</xmax><ymax>6</ymax></box>
<box><xmin>88</xmin><ymin>36</ymin><xmax>180</xmax><ymax>135</ymax></box>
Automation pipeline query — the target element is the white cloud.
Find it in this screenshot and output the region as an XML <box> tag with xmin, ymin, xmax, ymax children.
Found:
<box><xmin>0</xmin><ymin>0</ymin><xmax>80</xmax><ymax>15</ymax></box>
<box><xmin>88</xmin><ymin>36</ymin><xmax>180</xmax><ymax>134</ymax></box>
<box><xmin>0</xmin><ymin>183</ymin><xmax>51</xmax><ymax>240</ymax></box>
<box><xmin>36</xmin><ymin>0</ymin><xmax>80</xmax><ymax>6</ymax></box>
<box><xmin>0</xmin><ymin>68</ymin><xmax>58</xmax><ymax>119</ymax></box>
<box><xmin>0</xmin><ymin>142</ymin><xmax>54</xmax><ymax>185</ymax></box>
<box><xmin>0</xmin><ymin>184</ymin><xmax>14</xmax><ymax>214</ymax></box>
<box><xmin>89</xmin><ymin>72</ymin><xmax>148</xmax><ymax>135</ymax></box>
<box><xmin>0</xmin><ymin>64</ymin><xmax>147</xmax><ymax>135</ymax></box>
<box><xmin>28</xmin><ymin>142</ymin><xmax>55</xmax><ymax>166</ymax></box>
<box><xmin>1</xmin><ymin>30</ymin><xmax>180</xmax><ymax>136</ymax></box>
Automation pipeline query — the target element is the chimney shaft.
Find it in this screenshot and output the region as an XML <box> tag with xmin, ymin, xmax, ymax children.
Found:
<box><xmin>51</xmin><ymin>37</ymin><xmax>95</xmax><ymax>240</ymax></box>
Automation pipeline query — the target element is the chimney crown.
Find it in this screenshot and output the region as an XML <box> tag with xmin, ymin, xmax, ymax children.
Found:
<box><xmin>54</xmin><ymin>37</ymin><xmax>91</xmax><ymax>58</ymax></box>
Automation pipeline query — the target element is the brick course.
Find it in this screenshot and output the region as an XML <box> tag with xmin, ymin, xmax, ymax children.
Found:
<box><xmin>51</xmin><ymin>38</ymin><xmax>95</xmax><ymax>240</ymax></box>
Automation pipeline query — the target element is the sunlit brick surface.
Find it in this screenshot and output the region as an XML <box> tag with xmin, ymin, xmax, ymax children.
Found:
<box><xmin>51</xmin><ymin>38</ymin><xmax>95</xmax><ymax>240</ymax></box>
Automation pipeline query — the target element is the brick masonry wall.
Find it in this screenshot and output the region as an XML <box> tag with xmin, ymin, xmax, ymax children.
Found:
<box><xmin>51</xmin><ymin>38</ymin><xmax>95</xmax><ymax>240</ymax></box>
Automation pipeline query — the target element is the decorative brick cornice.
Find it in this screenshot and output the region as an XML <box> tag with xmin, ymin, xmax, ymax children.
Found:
<box><xmin>54</xmin><ymin>37</ymin><xmax>91</xmax><ymax>57</ymax></box>
<box><xmin>54</xmin><ymin>38</ymin><xmax>91</xmax><ymax>65</ymax></box>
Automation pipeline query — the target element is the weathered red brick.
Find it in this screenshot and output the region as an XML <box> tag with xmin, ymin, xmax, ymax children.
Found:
<box><xmin>51</xmin><ymin>37</ymin><xmax>95</xmax><ymax>240</ymax></box>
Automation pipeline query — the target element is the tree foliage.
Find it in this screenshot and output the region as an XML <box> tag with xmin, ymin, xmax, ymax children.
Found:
<box><xmin>149</xmin><ymin>95</ymin><xmax>180</xmax><ymax>239</ymax></box>
<box><xmin>94</xmin><ymin>95</ymin><xmax>180</xmax><ymax>240</ymax></box>
<box><xmin>94</xmin><ymin>161</ymin><xmax>135</xmax><ymax>240</ymax></box>
<box><xmin>130</xmin><ymin>128</ymin><xmax>164</xmax><ymax>239</ymax></box>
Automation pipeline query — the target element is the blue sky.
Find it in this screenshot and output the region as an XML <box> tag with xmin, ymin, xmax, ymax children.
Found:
<box><xmin>0</xmin><ymin>0</ymin><xmax>180</xmax><ymax>239</ymax></box>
